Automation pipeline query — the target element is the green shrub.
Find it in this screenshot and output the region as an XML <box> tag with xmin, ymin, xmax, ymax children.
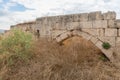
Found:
<box><xmin>102</xmin><ymin>42</ymin><xmax>111</xmax><ymax>49</ymax></box>
<box><xmin>0</xmin><ymin>29</ymin><xmax>33</xmax><ymax>66</ymax></box>
<box><xmin>99</xmin><ymin>54</ymin><xmax>109</xmax><ymax>62</ymax></box>
<box><xmin>0</xmin><ymin>77</ymin><xmax>2</xmax><ymax>80</ymax></box>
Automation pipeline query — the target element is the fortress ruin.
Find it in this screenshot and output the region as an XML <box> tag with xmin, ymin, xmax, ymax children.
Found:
<box><xmin>11</xmin><ymin>11</ymin><xmax>120</xmax><ymax>62</ymax></box>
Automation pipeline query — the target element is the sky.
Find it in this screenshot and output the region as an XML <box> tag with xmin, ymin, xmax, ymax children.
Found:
<box><xmin>0</xmin><ymin>0</ymin><xmax>120</xmax><ymax>30</ymax></box>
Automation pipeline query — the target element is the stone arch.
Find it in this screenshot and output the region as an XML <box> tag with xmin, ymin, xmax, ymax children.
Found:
<box><xmin>55</xmin><ymin>30</ymin><xmax>114</xmax><ymax>62</ymax></box>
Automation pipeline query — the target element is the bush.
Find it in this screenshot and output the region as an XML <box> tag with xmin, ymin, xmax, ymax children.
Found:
<box><xmin>102</xmin><ymin>42</ymin><xmax>111</xmax><ymax>49</ymax></box>
<box><xmin>99</xmin><ymin>54</ymin><xmax>109</xmax><ymax>62</ymax></box>
<box><xmin>0</xmin><ymin>29</ymin><xmax>33</xmax><ymax>66</ymax></box>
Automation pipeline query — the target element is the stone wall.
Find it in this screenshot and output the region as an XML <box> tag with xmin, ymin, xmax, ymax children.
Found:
<box><xmin>35</xmin><ymin>11</ymin><xmax>118</xmax><ymax>39</ymax></box>
<box><xmin>11</xmin><ymin>21</ymin><xmax>36</xmax><ymax>34</ymax></box>
<box><xmin>35</xmin><ymin>11</ymin><xmax>120</xmax><ymax>62</ymax></box>
<box><xmin>10</xmin><ymin>11</ymin><xmax>120</xmax><ymax>62</ymax></box>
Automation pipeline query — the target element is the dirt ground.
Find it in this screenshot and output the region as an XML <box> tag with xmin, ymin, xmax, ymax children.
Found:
<box><xmin>1</xmin><ymin>37</ymin><xmax>120</xmax><ymax>80</ymax></box>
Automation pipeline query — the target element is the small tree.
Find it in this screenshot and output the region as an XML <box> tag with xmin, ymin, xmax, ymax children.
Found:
<box><xmin>0</xmin><ymin>29</ymin><xmax>33</xmax><ymax>66</ymax></box>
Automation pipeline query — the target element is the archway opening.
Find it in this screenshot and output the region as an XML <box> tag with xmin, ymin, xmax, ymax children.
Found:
<box><xmin>61</xmin><ymin>36</ymin><xmax>109</xmax><ymax>64</ymax></box>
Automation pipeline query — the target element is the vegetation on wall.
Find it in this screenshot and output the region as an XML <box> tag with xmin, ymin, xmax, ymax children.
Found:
<box><xmin>102</xmin><ymin>42</ymin><xmax>111</xmax><ymax>49</ymax></box>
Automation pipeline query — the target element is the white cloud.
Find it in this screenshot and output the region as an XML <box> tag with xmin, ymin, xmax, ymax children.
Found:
<box><xmin>0</xmin><ymin>0</ymin><xmax>120</xmax><ymax>30</ymax></box>
<box><xmin>0</xmin><ymin>0</ymin><xmax>3</xmax><ymax>3</ymax></box>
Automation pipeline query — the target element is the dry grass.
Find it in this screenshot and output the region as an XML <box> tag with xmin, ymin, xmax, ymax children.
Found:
<box><xmin>1</xmin><ymin>37</ymin><xmax>120</xmax><ymax>80</ymax></box>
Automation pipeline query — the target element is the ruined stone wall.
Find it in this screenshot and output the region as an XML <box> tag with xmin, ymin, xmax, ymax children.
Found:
<box><xmin>36</xmin><ymin>11</ymin><xmax>118</xmax><ymax>40</ymax></box>
<box><xmin>10</xmin><ymin>11</ymin><xmax>120</xmax><ymax>61</ymax></box>
<box><xmin>35</xmin><ymin>11</ymin><xmax>120</xmax><ymax>61</ymax></box>
<box><xmin>35</xmin><ymin>11</ymin><xmax>119</xmax><ymax>45</ymax></box>
<box><xmin>11</xmin><ymin>21</ymin><xmax>36</xmax><ymax>34</ymax></box>
<box><xmin>10</xmin><ymin>11</ymin><xmax>120</xmax><ymax>48</ymax></box>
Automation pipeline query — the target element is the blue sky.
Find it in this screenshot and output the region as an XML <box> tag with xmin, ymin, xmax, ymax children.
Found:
<box><xmin>0</xmin><ymin>0</ymin><xmax>120</xmax><ymax>30</ymax></box>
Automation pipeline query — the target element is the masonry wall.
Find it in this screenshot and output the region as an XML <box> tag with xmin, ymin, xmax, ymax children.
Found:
<box><xmin>11</xmin><ymin>11</ymin><xmax>120</xmax><ymax>47</ymax></box>
<box><xmin>35</xmin><ymin>11</ymin><xmax>120</xmax><ymax>48</ymax></box>
<box><xmin>36</xmin><ymin>11</ymin><xmax>116</xmax><ymax>37</ymax></box>
<box><xmin>10</xmin><ymin>11</ymin><xmax>120</xmax><ymax>61</ymax></box>
<box><xmin>11</xmin><ymin>21</ymin><xmax>36</xmax><ymax>34</ymax></box>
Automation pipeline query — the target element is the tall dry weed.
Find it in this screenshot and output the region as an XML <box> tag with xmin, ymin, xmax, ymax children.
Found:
<box><xmin>3</xmin><ymin>37</ymin><xmax>120</xmax><ymax>80</ymax></box>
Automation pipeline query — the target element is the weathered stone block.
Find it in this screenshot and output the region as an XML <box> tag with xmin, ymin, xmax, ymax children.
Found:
<box><xmin>108</xmin><ymin>20</ymin><xmax>115</xmax><ymax>28</ymax></box>
<box><xmin>98</xmin><ymin>37</ymin><xmax>116</xmax><ymax>46</ymax></box>
<box><xmin>105</xmin><ymin>29</ymin><xmax>117</xmax><ymax>37</ymax></box>
<box><xmin>66</xmin><ymin>22</ymin><xmax>80</xmax><ymax>30</ymax></box>
<box><xmin>92</xmin><ymin>20</ymin><xmax>107</xmax><ymax>28</ymax></box>
<box><xmin>65</xmin><ymin>15</ymin><xmax>73</xmax><ymax>22</ymax></box>
<box><xmin>63</xmin><ymin>15</ymin><xmax>73</xmax><ymax>22</ymax></box>
<box><xmin>102</xmin><ymin>20</ymin><xmax>108</xmax><ymax>28</ymax></box>
<box><xmin>56</xmin><ymin>32</ymin><xmax>71</xmax><ymax>42</ymax></box>
<box><xmin>62</xmin><ymin>22</ymin><xmax>67</xmax><ymax>30</ymax></box>
<box><xmin>90</xmin><ymin>37</ymin><xmax>98</xmax><ymax>44</ymax></box>
<box><xmin>80</xmin><ymin>21</ymin><xmax>92</xmax><ymax>28</ymax></box>
<box><xmin>88</xmin><ymin>11</ymin><xmax>103</xmax><ymax>20</ymax></box>
<box><xmin>73</xmin><ymin>14</ymin><xmax>81</xmax><ymax>22</ymax></box>
<box><xmin>81</xmin><ymin>29</ymin><xmax>100</xmax><ymax>36</ymax></box>
<box><xmin>72</xmin><ymin>30</ymin><xmax>82</xmax><ymax>36</ymax></box>
<box><xmin>80</xmin><ymin>13</ymin><xmax>88</xmax><ymax>21</ymax></box>
<box><xmin>103</xmin><ymin>11</ymin><xmax>116</xmax><ymax>20</ymax></box>
<box><xmin>64</xmin><ymin>31</ymin><xmax>72</xmax><ymax>37</ymax></box>
<box><xmin>116</xmin><ymin>19</ymin><xmax>120</xmax><ymax>28</ymax></box>
<box><xmin>54</xmin><ymin>23</ymin><xmax>62</xmax><ymax>30</ymax></box>
<box><xmin>99</xmin><ymin>29</ymin><xmax>105</xmax><ymax>36</ymax></box>
<box><xmin>95</xmin><ymin>40</ymin><xmax>103</xmax><ymax>49</ymax></box>
<box><xmin>51</xmin><ymin>30</ymin><xmax>67</xmax><ymax>39</ymax></box>
<box><xmin>116</xmin><ymin>37</ymin><xmax>120</xmax><ymax>45</ymax></box>
<box><xmin>115</xmin><ymin>37</ymin><xmax>120</xmax><ymax>47</ymax></box>
<box><xmin>56</xmin><ymin>37</ymin><xmax>62</xmax><ymax>42</ymax></box>
<box><xmin>92</xmin><ymin>20</ymin><xmax>101</xmax><ymax>28</ymax></box>
<box><xmin>80</xmin><ymin>32</ymin><xmax>92</xmax><ymax>40</ymax></box>
<box><xmin>118</xmin><ymin>29</ymin><xmax>120</xmax><ymax>36</ymax></box>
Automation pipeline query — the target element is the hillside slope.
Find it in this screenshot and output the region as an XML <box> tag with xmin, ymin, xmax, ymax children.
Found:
<box><xmin>1</xmin><ymin>37</ymin><xmax>120</xmax><ymax>80</ymax></box>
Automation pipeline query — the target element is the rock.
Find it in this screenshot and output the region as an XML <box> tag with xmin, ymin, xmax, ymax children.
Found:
<box><xmin>80</xmin><ymin>13</ymin><xmax>88</xmax><ymax>21</ymax></box>
<box><xmin>115</xmin><ymin>19</ymin><xmax>120</xmax><ymax>28</ymax></box>
<box><xmin>92</xmin><ymin>20</ymin><xmax>108</xmax><ymax>28</ymax></box>
<box><xmin>105</xmin><ymin>29</ymin><xmax>117</xmax><ymax>37</ymax></box>
<box><xmin>103</xmin><ymin>11</ymin><xmax>116</xmax><ymax>20</ymax></box>
<box><xmin>90</xmin><ymin>37</ymin><xmax>99</xmax><ymax>44</ymax></box>
<box><xmin>88</xmin><ymin>11</ymin><xmax>103</xmax><ymax>20</ymax></box>
<box><xmin>80</xmin><ymin>21</ymin><xmax>92</xmax><ymax>28</ymax></box>
<box><xmin>108</xmin><ymin>20</ymin><xmax>115</xmax><ymax>28</ymax></box>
